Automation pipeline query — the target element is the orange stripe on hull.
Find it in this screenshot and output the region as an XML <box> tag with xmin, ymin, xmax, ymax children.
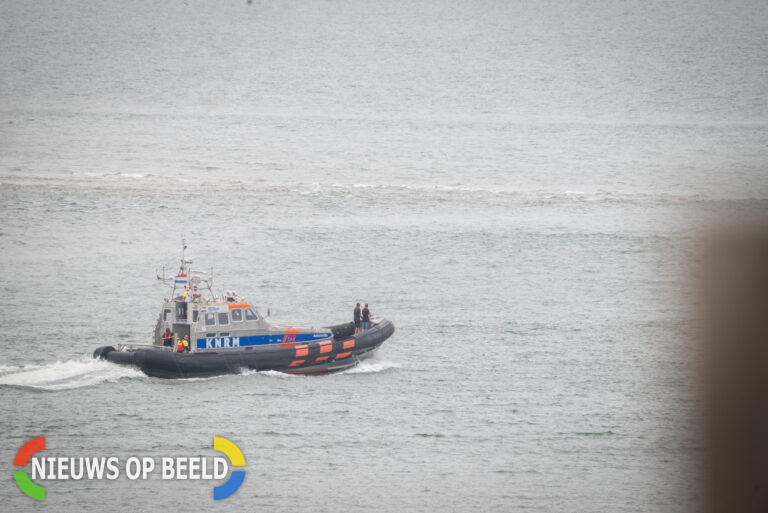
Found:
<box><xmin>288</xmin><ymin>360</ymin><xmax>305</xmax><ymax>367</ymax></box>
<box><xmin>319</xmin><ymin>342</ymin><xmax>332</xmax><ymax>354</ymax></box>
<box><xmin>336</xmin><ymin>351</ymin><xmax>352</xmax><ymax>359</ymax></box>
<box><xmin>314</xmin><ymin>356</ymin><xmax>329</xmax><ymax>363</ymax></box>
<box><xmin>280</xmin><ymin>343</ymin><xmax>295</xmax><ymax>348</ymax></box>
<box><xmin>342</xmin><ymin>339</ymin><xmax>355</xmax><ymax>350</ymax></box>
<box><xmin>295</xmin><ymin>345</ymin><xmax>308</xmax><ymax>357</ymax></box>
<box><xmin>227</xmin><ymin>303</ymin><xmax>250</xmax><ymax>309</ymax></box>
<box><xmin>282</xmin><ymin>329</ymin><xmax>300</xmax><ymax>343</ymax></box>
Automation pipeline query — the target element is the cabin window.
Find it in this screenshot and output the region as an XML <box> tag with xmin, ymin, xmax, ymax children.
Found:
<box><xmin>176</xmin><ymin>302</ymin><xmax>188</xmax><ymax>320</ymax></box>
<box><xmin>204</xmin><ymin>313</ymin><xmax>216</xmax><ymax>326</ymax></box>
<box><xmin>218</xmin><ymin>312</ymin><xmax>229</xmax><ymax>325</ymax></box>
<box><xmin>231</xmin><ymin>309</ymin><xmax>243</xmax><ymax>322</ymax></box>
<box><xmin>192</xmin><ymin>310</ymin><xmax>199</xmax><ymax>323</ymax></box>
<box><xmin>245</xmin><ymin>308</ymin><xmax>258</xmax><ymax>321</ymax></box>
<box><xmin>163</xmin><ymin>309</ymin><xmax>171</xmax><ymax>321</ymax></box>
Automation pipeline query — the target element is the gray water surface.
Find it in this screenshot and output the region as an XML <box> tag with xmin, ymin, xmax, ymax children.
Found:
<box><xmin>1</xmin><ymin>0</ymin><xmax>767</xmax><ymax>511</ymax></box>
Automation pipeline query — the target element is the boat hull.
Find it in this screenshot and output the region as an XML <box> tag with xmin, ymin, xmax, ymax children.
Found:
<box><xmin>94</xmin><ymin>319</ymin><xmax>394</xmax><ymax>379</ymax></box>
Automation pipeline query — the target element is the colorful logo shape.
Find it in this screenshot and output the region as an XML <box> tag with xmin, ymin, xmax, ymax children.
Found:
<box><xmin>213</xmin><ymin>437</ymin><xmax>245</xmax><ymax>500</ymax></box>
<box><xmin>14</xmin><ymin>437</ymin><xmax>46</xmax><ymax>500</ymax></box>
<box><xmin>12</xmin><ymin>436</ymin><xmax>243</xmax><ymax>501</ymax></box>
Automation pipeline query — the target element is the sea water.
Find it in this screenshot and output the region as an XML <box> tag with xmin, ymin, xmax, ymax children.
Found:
<box><xmin>1</xmin><ymin>0</ymin><xmax>767</xmax><ymax>511</ymax></box>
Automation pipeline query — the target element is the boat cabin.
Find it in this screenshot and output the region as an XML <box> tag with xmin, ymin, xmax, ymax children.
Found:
<box><xmin>153</xmin><ymin>242</ymin><xmax>331</xmax><ymax>353</ymax></box>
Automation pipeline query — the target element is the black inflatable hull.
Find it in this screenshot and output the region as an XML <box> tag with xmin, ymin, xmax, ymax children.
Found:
<box><xmin>93</xmin><ymin>319</ymin><xmax>394</xmax><ymax>379</ymax></box>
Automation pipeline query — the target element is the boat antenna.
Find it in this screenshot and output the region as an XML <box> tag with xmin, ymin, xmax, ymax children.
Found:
<box><xmin>181</xmin><ymin>236</ymin><xmax>188</xmax><ymax>272</ymax></box>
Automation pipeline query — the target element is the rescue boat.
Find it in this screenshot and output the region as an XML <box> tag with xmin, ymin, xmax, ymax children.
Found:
<box><xmin>93</xmin><ymin>241</ymin><xmax>394</xmax><ymax>378</ymax></box>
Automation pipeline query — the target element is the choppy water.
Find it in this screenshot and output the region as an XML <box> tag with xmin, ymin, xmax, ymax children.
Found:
<box><xmin>1</xmin><ymin>0</ymin><xmax>767</xmax><ymax>511</ymax></box>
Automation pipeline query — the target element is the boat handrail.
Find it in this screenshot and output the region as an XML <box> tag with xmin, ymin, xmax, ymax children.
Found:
<box><xmin>118</xmin><ymin>343</ymin><xmax>174</xmax><ymax>352</ymax></box>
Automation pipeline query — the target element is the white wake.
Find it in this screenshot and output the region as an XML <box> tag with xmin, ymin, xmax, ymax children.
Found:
<box><xmin>0</xmin><ymin>358</ymin><xmax>145</xmax><ymax>391</ymax></box>
<box><xmin>341</xmin><ymin>358</ymin><xmax>401</xmax><ymax>374</ymax></box>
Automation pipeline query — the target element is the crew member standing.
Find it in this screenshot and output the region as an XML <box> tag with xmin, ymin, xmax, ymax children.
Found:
<box><xmin>362</xmin><ymin>303</ymin><xmax>371</xmax><ymax>331</ymax></box>
<box><xmin>177</xmin><ymin>335</ymin><xmax>190</xmax><ymax>353</ymax></box>
<box><xmin>162</xmin><ymin>328</ymin><xmax>174</xmax><ymax>347</ymax></box>
<box><xmin>178</xmin><ymin>287</ymin><xmax>190</xmax><ymax>320</ymax></box>
<box><xmin>354</xmin><ymin>303</ymin><xmax>362</xmax><ymax>333</ymax></box>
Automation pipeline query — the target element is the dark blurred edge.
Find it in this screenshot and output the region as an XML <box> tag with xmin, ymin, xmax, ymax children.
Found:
<box><xmin>702</xmin><ymin>218</ymin><xmax>768</xmax><ymax>513</ymax></box>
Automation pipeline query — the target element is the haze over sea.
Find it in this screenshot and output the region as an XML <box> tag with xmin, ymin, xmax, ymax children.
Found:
<box><xmin>1</xmin><ymin>1</ymin><xmax>767</xmax><ymax>511</ymax></box>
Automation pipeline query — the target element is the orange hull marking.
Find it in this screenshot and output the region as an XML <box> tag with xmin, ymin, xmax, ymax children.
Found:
<box><xmin>295</xmin><ymin>345</ymin><xmax>309</xmax><ymax>357</ymax></box>
<box><xmin>280</xmin><ymin>343</ymin><xmax>295</xmax><ymax>348</ymax></box>
<box><xmin>282</xmin><ymin>329</ymin><xmax>300</xmax><ymax>343</ymax></box>
<box><xmin>342</xmin><ymin>339</ymin><xmax>355</xmax><ymax>350</ymax></box>
<box><xmin>319</xmin><ymin>340</ymin><xmax>333</xmax><ymax>353</ymax></box>
<box><xmin>227</xmin><ymin>303</ymin><xmax>250</xmax><ymax>309</ymax></box>
<box><xmin>314</xmin><ymin>356</ymin><xmax>329</xmax><ymax>363</ymax></box>
<box><xmin>336</xmin><ymin>351</ymin><xmax>352</xmax><ymax>359</ymax></box>
<box><xmin>288</xmin><ymin>360</ymin><xmax>305</xmax><ymax>367</ymax></box>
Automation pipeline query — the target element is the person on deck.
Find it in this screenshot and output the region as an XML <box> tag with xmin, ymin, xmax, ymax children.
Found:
<box><xmin>177</xmin><ymin>335</ymin><xmax>190</xmax><ymax>353</ymax></box>
<box><xmin>354</xmin><ymin>303</ymin><xmax>361</xmax><ymax>333</ymax></box>
<box><xmin>362</xmin><ymin>304</ymin><xmax>371</xmax><ymax>331</ymax></box>
<box><xmin>162</xmin><ymin>328</ymin><xmax>174</xmax><ymax>347</ymax></box>
<box><xmin>177</xmin><ymin>287</ymin><xmax>190</xmax><ymax>320</ymax></box>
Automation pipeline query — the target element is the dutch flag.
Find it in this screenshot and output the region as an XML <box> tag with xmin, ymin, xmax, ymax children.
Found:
<box><xmin>175</xmin><ymin>274</ymin><xmax>188</xmax><ymax>285</ymax></box>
